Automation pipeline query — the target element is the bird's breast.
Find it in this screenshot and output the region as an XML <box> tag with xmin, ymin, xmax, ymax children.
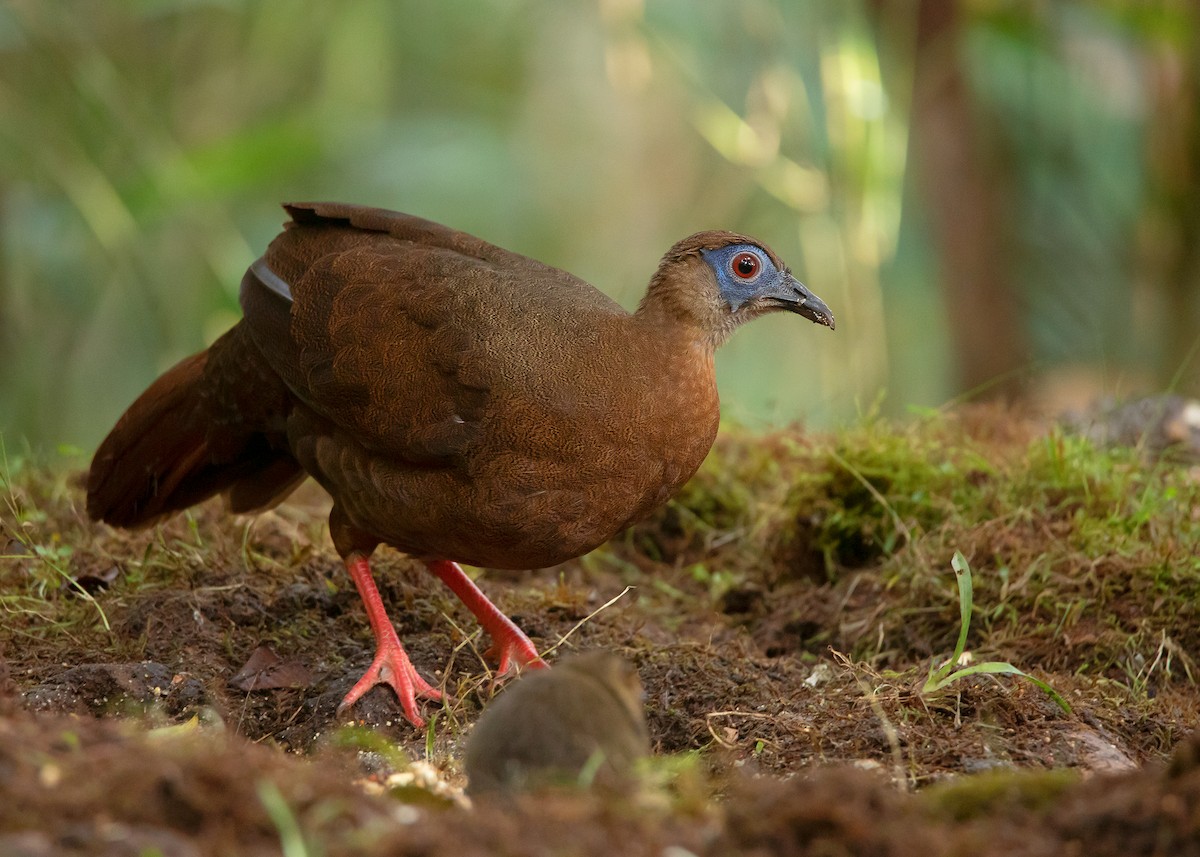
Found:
<box><xmin>448</xmin><ymin>339</ymin><xmax>720</xmax><ymax>565</ymax></box>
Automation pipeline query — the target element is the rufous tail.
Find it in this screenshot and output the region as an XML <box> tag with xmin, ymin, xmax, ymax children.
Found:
<box><xmin>87</xmin><ymin>340</ymin><xmax>301</xmax><ymax>528</ymax></box>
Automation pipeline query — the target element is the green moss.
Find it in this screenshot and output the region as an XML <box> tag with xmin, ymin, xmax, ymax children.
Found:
<box><xmin>625</xmin><ymin>410</ymin><xmax>1200</xmax><ymax>687</ymax></box>
<box><xmin>921</xmin><ymin>767</ymin><xmax>1081</xmax><ymax>821</ymax></box>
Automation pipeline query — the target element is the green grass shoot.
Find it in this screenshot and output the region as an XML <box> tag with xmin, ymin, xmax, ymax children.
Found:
<box><xmin>923</xmin><ymin>552</ymin><xmax>1072</xmax><ymax>715</ymax></box>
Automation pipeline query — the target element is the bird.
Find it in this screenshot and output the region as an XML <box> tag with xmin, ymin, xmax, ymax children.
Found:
<box><xmin>464</xmin><ymin>650</ymin><xmax>649</xmax><ymax>796</ymax></box>
<box><xmin>86</xmin><ymin>202</ymin><xmax>834</xmax><ymax>728</ymax></box>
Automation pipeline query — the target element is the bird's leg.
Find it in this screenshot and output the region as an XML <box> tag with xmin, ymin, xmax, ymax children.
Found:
<box><xmin>338</xmin><ymin>553</ymin><xmax>442</xmax><ymax>727</ymax></box>
<box><xmin>425</xmin><ymin>560</ymin><xmax>549</xmax><ymax>676</ymax></box>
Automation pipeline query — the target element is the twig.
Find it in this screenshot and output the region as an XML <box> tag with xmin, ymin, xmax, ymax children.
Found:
<box><xmin>541</xmin><ymin>585</ymin><xmax>635</xmax><ymax>658</ymax></box>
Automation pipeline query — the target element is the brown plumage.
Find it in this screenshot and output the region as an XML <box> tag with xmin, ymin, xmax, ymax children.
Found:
<box><xmin>87</xmin><ymin>202</ymin><xmax>834</xmax><ymax>727</ymax></box>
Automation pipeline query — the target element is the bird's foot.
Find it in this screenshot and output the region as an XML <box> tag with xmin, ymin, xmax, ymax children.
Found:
<box><xmin>340</xmin><ymin>552</ymin><xmax>444</xmax><ymax>727</ymax></box>
<box><xmin>425</xmin><ymin>559</ymin><xmax>550</xmax><ymax>677</ymax></box>
<box><xmin>337</xmin><ymin>635</ymin><xmax>443</xmax><ymax>728</ymax></box>
<box><xmin>485</xmin><ymin>626</ymin><xmax>550</xmax><ymax>677</ymax></box>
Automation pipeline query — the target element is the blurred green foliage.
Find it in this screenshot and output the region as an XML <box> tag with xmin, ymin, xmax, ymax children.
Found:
<box><xmin>0</xmin><ymin>0</ymin><xmax>1196</xmax><ymax>451</ymax></box>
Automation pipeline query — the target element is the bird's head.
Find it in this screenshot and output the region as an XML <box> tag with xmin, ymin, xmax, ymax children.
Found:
<box><xmin>640</xmin><ymin>231</ymin><xmax>835</xmax><ymax>347</ymax></box>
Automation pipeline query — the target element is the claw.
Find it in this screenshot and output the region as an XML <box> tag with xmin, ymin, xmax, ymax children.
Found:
<box><xmin>485</xmin><ymin>637</ymin><xmax>548</xmax><ymax>677</ymax></box>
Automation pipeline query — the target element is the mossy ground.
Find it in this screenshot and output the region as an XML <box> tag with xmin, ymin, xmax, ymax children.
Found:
<box><xmin>1</xmin><ymin>404</ymin><xmax>1199</xmax><ymax>854</ymax></box>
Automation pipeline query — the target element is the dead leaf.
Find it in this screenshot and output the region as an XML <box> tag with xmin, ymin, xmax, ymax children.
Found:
<box><xmin>230</xmin><ymin>645</ymin><xmax>313</xmax><ymax>691</ymax></box>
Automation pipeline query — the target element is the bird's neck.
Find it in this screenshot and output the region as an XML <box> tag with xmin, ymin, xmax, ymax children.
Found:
<box><xmin>635</xmin><ymin>279</ymin><xmax>736</xmax><ymax>352</ymax></box>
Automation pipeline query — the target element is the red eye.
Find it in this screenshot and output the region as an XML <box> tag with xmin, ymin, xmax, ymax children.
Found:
<box><xmin>731</xmin><ymin>251</ymin><xmax>760</xmax><ymax>279</ymax></box>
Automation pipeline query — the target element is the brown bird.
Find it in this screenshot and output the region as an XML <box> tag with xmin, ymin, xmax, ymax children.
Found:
<box><xmin>464</xmin><ymin>650</ymin><xmax>650</xmax><ymax>796</ymax></box>
<box><xmin>87</xmin><ymin>203</ymin><xmax>834</xmax><ymax>727</ymax></box>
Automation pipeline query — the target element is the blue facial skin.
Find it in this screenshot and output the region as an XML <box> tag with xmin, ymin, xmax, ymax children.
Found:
<box><xmin>701</xmin><ymin>243</ymin><xmax>835</xmax><ymax>328</ymax></box>
<box><xmin>701</xmin><ymin>244</ymin><xmax>781</xmax><ymax>311</ymax></box>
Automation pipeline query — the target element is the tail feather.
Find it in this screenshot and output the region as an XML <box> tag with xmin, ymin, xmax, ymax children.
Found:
<box><xmin>87</xmin><ymin>348</ymin><xmax>303</xmax><ymax>528</ymax></box>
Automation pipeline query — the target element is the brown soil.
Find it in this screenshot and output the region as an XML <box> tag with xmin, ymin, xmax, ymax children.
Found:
<box><xmin>2</xmin><ymin>410</ymin><xmax>1199</xmax><ymax>855</ymax></box>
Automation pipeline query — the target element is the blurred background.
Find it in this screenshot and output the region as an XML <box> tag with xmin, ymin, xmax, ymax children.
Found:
<box><xmin>1</xmin><ymin>0</ymin><xmax>1198</xmax><ymax>453</ymax></box>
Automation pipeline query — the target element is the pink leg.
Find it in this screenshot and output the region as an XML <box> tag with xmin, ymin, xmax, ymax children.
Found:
<box><xmin>338</xmin><ymin>554</ymin><xmax>443</xmax><ymax>727</ymax></box>
<box><xmin>425</xmin><ymin>560</ymin><xmax>548</xmax><ymax>675</ymax></box>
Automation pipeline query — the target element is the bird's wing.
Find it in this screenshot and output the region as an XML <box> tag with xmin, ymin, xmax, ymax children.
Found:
<box><xmin>239</xmin><ymin>203</ymin><xmax>624</xmax><ymax>464</ymax></box>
